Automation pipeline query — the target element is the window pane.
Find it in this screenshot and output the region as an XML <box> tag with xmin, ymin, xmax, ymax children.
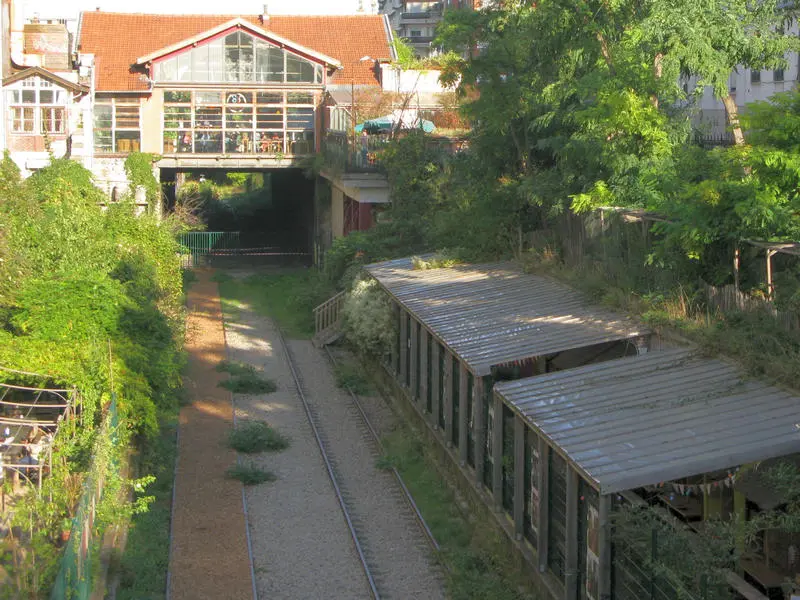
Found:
<box><xmin>257</xmin><ymin>91</ymin><xmax>283</xmax><ymax>104</ymax></box>
<box><xmin>196</xmin><ymin>131</ymin><xmax>222</xmax><ymax>153</ymax></box>
<box><xmin>115</xmin><ymin>105</ymin><xmax>140</xmax><ymax>129</ymax></box>
<box><xmin>209</xmin><ymin>40</ymin><xmax>225</xmax><ymax>81</ymax></box>
<box><xmin>95</xmin><ymin>130</ymin><xmax>112</xmax><ymax>152</ymax></box>
<box><xmin>225</xmin><ymin>91</ymin><xmax>252</xmax><ymax>104</ymax></box>
<box><xmin>41</xmin><ymin>107</ymin><xmax>65</xmax><ymax>133</ymax></box>
<box><xmin>196</xmin><ymin>106</ymin><xmax>222</xmax><ymax>129</ymax></box>
<box><xmin>164</xmin><ymin>106</ymin><xmax>192</xmax><ymax>128</ymax></box>
<box><xmin>22</xmin><ymin>90</ymin><xmax>35</xmax><ymax>103</ymax></box>
<box><xmin>286</xmin><ymin>54</ymin><xmax>315</xmax><ymax>83</ymax></box>
<box><xmin>287</xmin><ymin>92</ymin><xmax>314</xmax><ymax>105</ymax></box>
<box><xmin>267</xmin><ymin>47</ymin><xmax>284</xmax><ymax>82</ymax></box>
<box><xmin>225</xmin><ymin>106</ymin><xmax>253</xmax><ymax>129</ymax></box>
<box><xmin>287</xmin><ymin>107</ymin><xmax>314</xmax><ymax>129</ymax></box>
<box><xmin>256</xmin><ymin>107</ymin><xmax>283</xmax><ymax>129</ymax></box>
<box><xmin>164</xmin><ymin>90</ymin><xmax>191</xmax><ymax>103</ymax></box>
<box><xmin>196</xmin><ymin>91</ymin><xmax>222</xmax><ymax>105</ymax></box>
<box><xmin>176</xmin><ymin>53</ymin><xmax>191</xmax><ymax>81</ymax></box>
<box><xmin>192</xmin><ymin>45</ymin><xmax>209</xmax><ymax>82</ymax></box>
<box><xmin>156</xmin><ymin>58</ymin><xmax>177</xmax><ymax>81</ymax></box>
<box><xmin>225</xmin><ymin>33</ymin><xmax>240</xmax><ymax>82</ymax></box>
<box><xmin>95</xmin><ymin>104</ymin><xmax>113</xmax><ymax>129</ymax></box>
<box><xmin>240</xmin><ymin>41</ymin><xmax>254</xmax><ymax>82</ymax></box>
<box><xmin>39</xmin><ymin>90</ymin><xmax>54</xmax><ymax>104</ymax></box>
<box><xmin>8</xmin><ymin>90</ymin><xmax>20</xmax><ymax>103</ymax></box>
<box><xmin>255</xmin><ymin>40</ymin><xmax>271</xmax><ymax>82</ymax></box>
<box><xmin>115</xmin><ymin>130</ymin><xmax>140</xmax><ymax>153</ymax></box>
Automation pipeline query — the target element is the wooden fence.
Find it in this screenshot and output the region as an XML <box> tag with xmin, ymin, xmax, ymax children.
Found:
<box><xmin>702</xmin><ymin>282</ymin><xmax>799</xmax><ymax>331</ymax></box>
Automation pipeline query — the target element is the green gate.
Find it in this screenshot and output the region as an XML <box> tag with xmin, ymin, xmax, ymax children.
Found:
<box><xmin>178</xmin><ymin>231</ymin><xmax>240</xmax><ymax>267</ymax></box>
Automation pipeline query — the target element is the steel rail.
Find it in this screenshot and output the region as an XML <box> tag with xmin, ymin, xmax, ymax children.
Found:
<box><xmin>274</xmin><ymin>327</ymin><xmax>380</xmax><ymax>600</ymax></box>
<box><xmin>322</xmin><ymin>346</ymin><xmax>441</xmax><ymax>556</ymax></box>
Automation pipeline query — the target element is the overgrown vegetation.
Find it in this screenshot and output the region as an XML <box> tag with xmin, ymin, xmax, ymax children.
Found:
<box><xmin>228</xmin><ymin>420</ymin><xmax>290</xmax><ymax>453</ymax></box>
<box><xmin>226</xmin><ymin>463</ymin><xmax>277</xmax><ymax>486</ymax></box>
<box><xmin>340</xmin><ymin>278</ymin><xmax>395</xmax><ymax>357</ymax></box>
<box><xmin>332</xmin><ymin>361</ymin><xmax>373</xmax><ymax>396</ymax></box>
<box><xmin>380</xmin><ymin>426</ymin><xmax>536</xmax><ymax>600</ymax></box>
<box><xmin>216</xmin><ymin>360</ymin><xmax>277</xmax><ymax>394</ymax></box>
<box><xmin>0</xmin><ymin>152</ymin><xmax>185</xmax><ymax>596</ymax></box>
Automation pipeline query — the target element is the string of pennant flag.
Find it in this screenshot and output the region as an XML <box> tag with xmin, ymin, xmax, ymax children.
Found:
<box><xmin>644</xmin><ymin>466</ymin><xmax>743</xmax><ymax>496</ymax></box>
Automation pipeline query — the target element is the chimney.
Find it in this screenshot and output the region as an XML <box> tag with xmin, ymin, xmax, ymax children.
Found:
<box><xmin>259</xmin><ymin>4</ymin><xmax>269</xmax><ymax>26</ymax></box>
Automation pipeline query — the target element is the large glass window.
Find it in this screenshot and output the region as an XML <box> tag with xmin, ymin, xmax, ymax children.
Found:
<box><xmin>94</xmin><ymin>98</ymin><xmax>141</xmax><ymax>154</ymax></box>
<box><xmin>6</xmin><ymin>76</ymin><xmax>68</xmax><ymax>134</ymax></box>
<box><xmin>162</xmin><ymin>88</ymin><xmax>316</xmax><ymax>155</ymax></box>
<box><xmin>154</xmin><ymin>31</ymin><xmax>322</xmax><ymax>84</ymax></box>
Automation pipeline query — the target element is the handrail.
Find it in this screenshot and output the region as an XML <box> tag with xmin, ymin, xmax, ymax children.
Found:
<box><xmin>314</xmin><ymin>291</ymin><xmax>347</xmax><ymax>337</ymax></box>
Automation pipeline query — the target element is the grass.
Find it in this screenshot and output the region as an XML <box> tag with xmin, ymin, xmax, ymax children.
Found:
<box><xmin>381</xmin><ymin>426</ymin><xmax>537</xmax><ymax>600</ymax></box>
<box><xmin>228</xmin><ymin>420</ymin><xmax>290</xmax><ymax>453</ymax></box>
<box><xmin>226</xmin><ymin>463</ymin><xmax>277</xmax><ymax>485</ymax></box>
<box><xmin>114</xmin><ymin>415</ymin><xmax>178</xmax><ymax>600</ymax></box>
<box><xmin>522</xmin><ymin>252</ymin><xmax>800</xmax><ymax>393</ymax></box>
<box><xmin>215</xmin><ymin>269</ymin><xmax>334</xmax><ymax>338</ymax></box>
<box><xmin>333</xmin><ymin>361</ymin><xmax>373</xmax><ymax>396</ymax></box>
<box><xmin>216</xmin><ymin>360</ymin><xmax>277</xmax><ymax>394</ymax></box>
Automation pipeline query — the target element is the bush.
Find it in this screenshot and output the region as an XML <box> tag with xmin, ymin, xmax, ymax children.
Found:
<box><xmin>226</xmin><ymin>463</ymin><xmax>277</xmax><ymax>485</ymax></box>
<box><xmin>228</xmin><ymin>421</ymin><xmax>290</xmax><ymax>453</ymax></box>
<box><xmin>341</xmin><ymin>277</ymin><xmax>395</xmax><ymax>357</ymax></box>
<box><xmin>216</xmin><ymin>360</ymin><xmax>277</xmax><ymax>394</ymax></box>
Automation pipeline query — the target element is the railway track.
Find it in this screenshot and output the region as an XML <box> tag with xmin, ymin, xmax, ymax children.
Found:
<box><xmin>274</xmin><ymin>326</ymin><xmax>444</xmax><ymax>600</ymax></box>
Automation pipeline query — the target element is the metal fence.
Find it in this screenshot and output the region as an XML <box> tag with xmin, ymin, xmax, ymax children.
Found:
<box><xmin>49</xmin><ymin>398</ymin><xmax>120</xmax><ymax>600</ymax></box>
<box><xmin>177</xmin><ymin>231</ymin><xmax>241</xmax><ymax>268</ymax></box>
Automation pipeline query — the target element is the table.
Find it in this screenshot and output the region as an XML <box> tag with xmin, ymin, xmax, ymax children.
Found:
<box><xmin>740</xmin><ymin>557</ymin><xmax>789</xmax><ymax>592</ymax></box>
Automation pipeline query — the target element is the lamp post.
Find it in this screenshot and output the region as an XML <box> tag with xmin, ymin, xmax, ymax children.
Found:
<box><xmin>351</xmin><ymin>55</ymin><xmax>373</xmax><ymax>160</ymax></box>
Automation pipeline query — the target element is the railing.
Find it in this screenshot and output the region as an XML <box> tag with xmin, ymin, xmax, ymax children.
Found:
<box><xmin>322</xmin><ymin>135</ymin><xmax>387</xmax><ymax>174</ymax></box>
<box><xmin>313</xmin><ymin>291</ymin><xmax>347</xmax><ymax>345</ymax></box>
<box><xmin>178</xmin><ymin>231</ymin><xmax>241</xmax><ymax>268</ymax></box>
<box><xmin>405</xmin><ymin>35</ymin><xmax>435</xmax><ymax>44</ymax></box>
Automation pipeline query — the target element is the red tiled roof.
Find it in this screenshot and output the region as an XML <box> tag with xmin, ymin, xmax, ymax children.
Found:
<box><xmin>78</xmin><ymin>12</ymin><xmax>393</xmax><ymax>92</ymax></box>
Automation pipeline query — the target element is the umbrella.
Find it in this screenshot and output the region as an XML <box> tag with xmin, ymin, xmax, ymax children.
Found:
<box><xmin>355</xmin><ymin>113</ymin><xmax>436</xmax><ymax>134</ymax></box>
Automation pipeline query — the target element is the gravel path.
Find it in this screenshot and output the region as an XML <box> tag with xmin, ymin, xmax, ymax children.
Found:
<box><xmin>224</xmin><ymin>301</ymin><xmax>446</xmax><ymax>600</ymax></box>
<box><xmin>223</xmin><ymin>307</ymin><xmax>371</xmax><ymax>600</ymax></box>
<box><xmin>169</xmin><ymin>269</ymin><xmax>253</xmax><ymax>600</ymax></box>
<box><xmin>287</xmin><ymin>340</ymin><xmax>446</xmax><ymax>600</ymax></box>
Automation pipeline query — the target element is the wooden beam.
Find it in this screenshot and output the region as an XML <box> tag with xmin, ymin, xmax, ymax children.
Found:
<box><xmin>474</xmin><ymin>376</ymin><xmax>485</xmax><ymax>486</ymax></box>
<box><xmin>443</xmin><ymin>350</ymin><xmax>453</xmax><ymax>446</ymax></box>
<box><xmin>431</xmin><ymin>341</ymin><xmax>441</xmax><ymax>429</ymax></box>
<box><xmin>514</xmin><ymin>415</ymin><xmax>525</xmax><ymax>540</ymax></box>
<box><xmin>409</xmin><ymin>319</ymin><xmax>419</xmax><ymax>400</ymax></box>
<box><xmin>538</xmin><ymin>441</ymin><xmax>550</xmax><ymax>573</ymax></box>
<box><xmin>598</xmin><ymin>494</ymin><xmax>612</xmax><ymax>599</ymax></box>
<box><xmin>565</xmin><ymin>467</ymin><xmax>579</xmax><ymax>599</ymax></box>
<box><xmin>458</xmin><ymin>363</ymin><xmax>468</xmax><ymax>465</ymax></box>
<box><xmin>399</xmin><ymin>311</ymin><xmax>408</xmax><ymax>386</ymax></box>
<box><xmin>492</xmin><ymin>393</ymin><xmax>503</xmax><ymax>509</ymax></box>
<box><xmin>419</xmin><ymin>327</ymin><xmax>428</xmax><ymax>411</ymax></box>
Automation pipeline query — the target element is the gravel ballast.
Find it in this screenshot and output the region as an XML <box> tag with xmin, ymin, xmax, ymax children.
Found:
<box><xmin>224</xmin><ymin>301</ymin><xmax>446</xmax><ymax>600</ymax></box>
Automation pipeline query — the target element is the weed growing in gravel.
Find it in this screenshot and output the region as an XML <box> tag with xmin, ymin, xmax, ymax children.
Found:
<box><xmin>226</xmin><ymin>463</ymin><xmax>277</xmax><ymax>485</ymax></box>
<box><xmin>228</xmin><ymin>420</ymin><xmax>290</xmax><ymax>453</ymax></box>
<box><xmin>216</xmin><ymin>360</ymin><xmax>277</xmax><ymax>394</ymax></box>
<box><xmin>333</xmin><ymin>362</ymin><xmax>373</xmax><ymax>396</ymax></box>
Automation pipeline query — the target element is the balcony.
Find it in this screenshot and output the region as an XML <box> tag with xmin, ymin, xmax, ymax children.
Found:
<box><xmin>322</xmin><ymin>134</ymin><xmax>387</xmax><ymax>175</ymax></box>
<box><xmin>400</xmin><ymin>4</ymin><xmax>443</xmax><ymax>20</ymax></box>
<box><xmin>405</xmin><ymin>35</ymin><xmax>435</xmax><ymax>45</ymax></box>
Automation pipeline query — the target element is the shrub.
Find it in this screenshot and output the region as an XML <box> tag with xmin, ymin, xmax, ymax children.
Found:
<box><xmin>228</xmin><ymin>421</ymin><xmax>290</xmax><ymax>453</ymax></box>
<box><xmin>216</xmin><ymin>360</ymin><xmax>277</xmax><ymax>394</ymax></box>
<box><xmin>341</xmin><ymin>277</ymin><xmax>395</xmax><ymax>357</ymax></box>
<box><xmin>226</xmin><ymin>463</ymin><xmax>277</xmax><ymax>485</ymax></box>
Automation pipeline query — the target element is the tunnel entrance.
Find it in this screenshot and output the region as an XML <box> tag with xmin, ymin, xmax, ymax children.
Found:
<box><xmin>162</xmin><ymin>167</ymin><xmax>315</xmax><ymax>266</ymax></box>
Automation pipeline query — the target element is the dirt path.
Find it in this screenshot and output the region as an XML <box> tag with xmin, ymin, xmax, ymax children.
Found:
<box><xmin>168</xmin><ymin>269</ymin><xmax>253</xmax><ymax>600</ymax></box>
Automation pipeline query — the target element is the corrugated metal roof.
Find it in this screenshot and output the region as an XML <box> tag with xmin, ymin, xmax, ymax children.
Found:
<box><xmin>365</xmin><ymin>257</ymin><xmax>649</xmax><ymax>376</ymax></box>
<box><xmin>494</xmin><ymin>348</ymin><xmax>800</xmax><ymax>494</ymax></box>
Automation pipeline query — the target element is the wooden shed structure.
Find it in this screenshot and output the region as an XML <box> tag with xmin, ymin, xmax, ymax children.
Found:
<box><xmin>365</xmin><ymin>257</ymin><xmax>651</xmax><ymax>502</ymax></box>
<box><xmin>494</xmin><ymin>348</ymin><xmax>800</xmax><ymax>600</ymax></box>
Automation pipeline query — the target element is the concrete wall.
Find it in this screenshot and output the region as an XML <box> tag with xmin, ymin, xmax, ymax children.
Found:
<box><xmin>331</xmin><ymin>185</ymin><xmax>345</xmax><ymax>239</ymax></box>
<box><xmin>141</xmin><ymin>89</ymin><xmax>163</xmax><ymax>154</ymax></box>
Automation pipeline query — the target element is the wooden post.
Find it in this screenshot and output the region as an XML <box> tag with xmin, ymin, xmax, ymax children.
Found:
<box><xmin>538</xmin><ymin>441</ymin><xmax>550</xmax><ymax>572</ymax></box>
<box><xmin>458</xmin><ymin>364</ymin><xmax>469</xmax><ymax>465</ymax></box>
<box><xmin>733</xmin><ymin>245</ymin><xmax>741</xmax><ymax>291</ymax></box>
<box><xmin>431</xmin><ymin>342</ymin><xmax>441</xmax><ymax>429</ymax></box>
<box><xmin>514</xmin><ymin>415</ymin><xmax>525</xmax><ymax>540</ymax></box>
<box><xmin>419</xmin><ymin>328</ymin><xmax>428</xmax><ymax>410</ymax></box>
<box><xmin>766</xmin><ymin>249</ymin><xmax>777</xmax><ymax>300</ymax></box>
<box><xmin>410</xmin><ymin>320</ymin><xmax>419</xmax><ymax>401</ymax></box>
<box><xmin>565</xmin><ymin>467</ymin><xmax>579</xmax><ymax>599</ymax></box>
<box><xmin>598</xmin><ymin>494</ymin><xmax>612</xmax><ymax>599</ymax></box>
<box><xmin>399</xmin><ymin>311</ymin><xmax>408</xmax><ymax>386</ymax></box>
<box><xmin>391</xmin><ymin>304</ymin><xmax>399</xmax><ymax>375</ymax></box>
<box><xmin>474</xmin><ymin>376</ymin><xmax>485</xmax><ymax>486</ymax></box>
<box><xmin>492</xmin><ymin>394</ymin><xmax>503</xmax><ymax>509</ymax></box>
<box><xmin>444</xmin><ymin>350</ymin><xmax>453</xmax><ymax>446</ymax></box>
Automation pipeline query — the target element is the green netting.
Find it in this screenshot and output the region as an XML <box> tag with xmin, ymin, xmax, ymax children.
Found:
<box><xmin>49</xmin><ymin>398</ymin><xmax>120</xmax><ymax>600</ymax></box>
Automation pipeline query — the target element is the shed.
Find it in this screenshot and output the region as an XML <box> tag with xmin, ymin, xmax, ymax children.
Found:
<box><xmin>493</xmin><ymin>348</ymin><xmax>800</xmax><ymax>599</ymax></box>
<box><xmin>365</xmin><ymin>257</ymin><xmax>651</xmax><ymax>502</ymax></box>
